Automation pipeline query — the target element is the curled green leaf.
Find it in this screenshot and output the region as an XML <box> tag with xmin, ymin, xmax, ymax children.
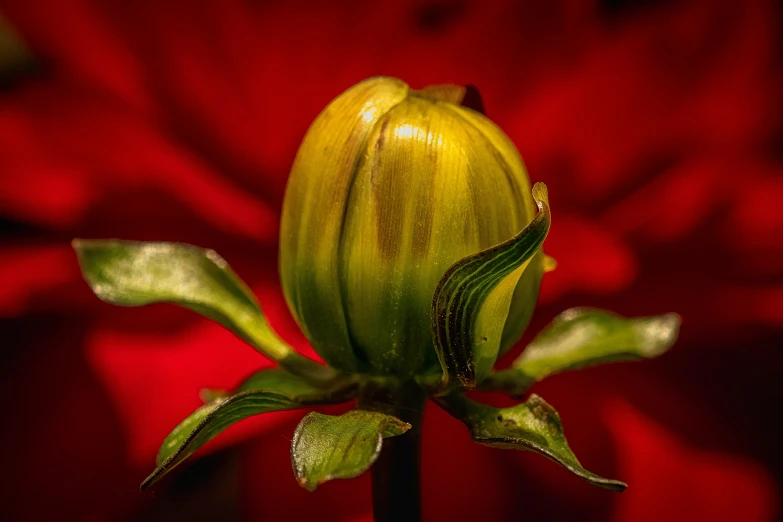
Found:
<box><xmin>436</xmin><ymin>393</ymin><xmax>627</xmax><ymax>492</ymax></box>
<box><xmin>142</xmin><ymin>369</ymin><xmax>357</xmax><ymax>490</ymax></box>
<box><xmin>142</xmin><ymin>390</ymin><xmax>297</xmax><ymax>490</ymax></box>
<box><xmin>482</xmin><ymin>308</ymin><xmax>681</xmax><ymax>395</ymax></box>
<box><xmin>291</xmin><ymin>410</ymin><xmax>410</xmax><ymax>491</ymax></box>
<box><xmin>432</xmin><ymin>183</ymin><xmax>551</xmax><ymax>389</ymax></box>
<box><xmin>73</xmin><ymin>239</ymin><xmax>332</xmax><ymax>379</ymax></box>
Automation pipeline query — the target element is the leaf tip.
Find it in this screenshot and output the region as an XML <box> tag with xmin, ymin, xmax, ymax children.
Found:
<box><xmin>296</xmin><ymin>476</ymin><xmax>319</xmax><ymax>492</ymax></box>
<box><xmin>660</xmin><ymin>312</ymin><xmax>682</xmax><ymax>333</ymax></box>
<box><xmin>597</xmin><ymin>477</ymin><xmax>628</xmax><ymax>492</ymax></box>
<box><xmin>532</xmin><ymin>182</ymin><xmax>549</xmax><ymax>208</ymax></box>
<box><xmin>543</xmin><ymin>254</ymin><xmax>557</xmax><ymax>273</ymax></box>
<box><xmin>204</xmin><ymin>248</ymin><xmax>228</xmax><ymax>269</ymax></box>
<box><xmin>71</xmin><ymin>238</ymin><xmax>103</xmax><ymax>254</ymax></box>
<box><xmin>381</xmin><ymin>419</ymin><xmax>412</xmax><ymax>438</ymax></box>
<box><xmin>71</xmin><ymin>239</ymin><xmax>94</xmax><ymax>266</ymax></box>
<box><xmin>639</xmin><ymin>312</ymin><xmax>681</xmax><ymax>357</ymax></box>
<box><xmin>199</xmin><ymin>388</ymin><xmax>228</xmax><ymax>403</ymax></box>
<box><xmin>139</xmin><ymin>469</ymin><xmax>160</xmax><ymax>491</ymax></box>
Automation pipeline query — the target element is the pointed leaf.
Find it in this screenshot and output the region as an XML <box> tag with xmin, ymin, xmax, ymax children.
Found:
<box><xmin>482</xmin><ymin>308</ymin><xmax>680</xmax><ymax>395</ymax></box>
<box><xmin>73</xmin><ymin>239</ymin><xmax>331</xmax><ymax>378</ymax></box>
<box><xmin>432</xmin><ymin>183</ymin><xmax>551</xmax><ymax>389</ymax></box>
<box><xmin>142</xmin><ymin>369</ymin><xmax>356</xmax><ymax>490</ymax></box>
<box><xmin>291</xmin><ymin>410</ymin><xmax>410</xmax><ymax>491</ymax></box>
<box><xmin>436</xmin><ymin>393</ymin><xmax>627</xmax><ymax>491</ymax></box>
<box><xmin>142</xmin><ymin>391</ymin><xmax>296</xmax><ymax>490</ymax></box>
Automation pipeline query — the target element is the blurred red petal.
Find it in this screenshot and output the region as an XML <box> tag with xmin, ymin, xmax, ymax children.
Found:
<box><xmin>541</xmin><ymin>216</ymin><xmax>638</xmax><ymax>302</ymax></box>
<box><xmin>0</xmin><ymin>82</ymin><xmax>277</xmax><ymax>240</ymax></box>
<box><xmin>2</xmin><ymin>318</ymin><xmax>137</xmax><ymax>522</ymax></box>
<box><xmin>602</xmin><ymin>159</ymin><xmax>728</xmax><ymax>241</ymax></box>
<box><xmin>99</xmin><ymin>1</ymin><xmax>346</xmax><ymax>195</ymax></box>
<box><xmin>709</xmin><ymin>286</ymin><xmax>783</xmax><ymax>327</ymax></box>
<box><xmin>725</xmin><ymin>173</ymin><xmax>783</xmax><ymax>274</ymax></box>
<box><xmin>0</xmin><ymin>0</ymin><xmax>148</xmax><ymax>109</ymax></box>
<box><xmin>0</xmin><ymin>244</ymin><xmax>79</xmax><ymax>316</ymax></box>
<box><xmin>605</xmin><ymin>399</ymin><xmax>778</xmax><ymax>522</ymax></box>
<box><xmin>0</xmin><ymin>95</ymin><xmax>97</xmax><ymax>226</ymax></box>
<box><xmin>509</xmin><ymin>0</ymin><xmax>775</xmax><ymax>206</ymax></box>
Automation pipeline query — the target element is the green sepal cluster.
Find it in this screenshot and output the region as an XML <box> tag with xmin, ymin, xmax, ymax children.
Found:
<box><xmin>73</xmin><ymin>186</ymin><xmax>679</xmax><ymax>496</ymax></box>
<box><xmin>73</xmin><ymin>239</ymin><xmax>366</xmax><ymax>491</ymax></box>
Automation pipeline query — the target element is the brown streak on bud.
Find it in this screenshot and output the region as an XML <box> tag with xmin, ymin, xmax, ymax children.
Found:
<box><xmin>372</xmin><ymin>117</ymin><xmax>405</xmax><ymax>261</ymax></box>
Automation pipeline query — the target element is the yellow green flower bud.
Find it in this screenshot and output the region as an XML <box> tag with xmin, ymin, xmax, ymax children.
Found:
<box><xmin>280</xmin><ymin>77</ymin><xmax>548</xmax><ymax>377</ymax></box>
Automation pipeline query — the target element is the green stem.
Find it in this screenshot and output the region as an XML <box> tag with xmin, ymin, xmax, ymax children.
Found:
<box><xmin>359</xmin><ymin>380</ymin><xmax>426</xmax><ymax>522</ymax></box>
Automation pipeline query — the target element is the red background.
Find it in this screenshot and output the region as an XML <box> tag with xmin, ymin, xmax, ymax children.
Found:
<box><xmin>1</xmin><ymin>1</ymin><xmax>782</xmax><ymax>521</ymax></box>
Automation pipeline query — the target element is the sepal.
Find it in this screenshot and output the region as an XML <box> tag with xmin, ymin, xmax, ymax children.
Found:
<box><xmin>482</xmin><ymin>308</ymin><xmax>680</xmax><ymax>396</ymax></box>
<box><xmin>436</xmin><ymin>393</ymin><xmax>627</xmax><ymax>491</ymax></box>
<box><xmin>431</xmin><ymin>183</ymin><xmax>551</xmax><ymax>389</ymax></box>
<box><xmin>291</xmin><ymin>410</ymin><xmax>410</xmax><ymax>491</ymax></box>
<box><xmin>73</xmin><ymin>239</ymin><xmax>332</xmax><ymax>379</ymax></box>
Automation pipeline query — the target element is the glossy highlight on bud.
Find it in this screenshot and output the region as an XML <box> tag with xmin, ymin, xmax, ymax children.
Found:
<box><xmin>280</xmin><ymin>77</ymin><xmax>549</xmax><ymax>377</ymax></box>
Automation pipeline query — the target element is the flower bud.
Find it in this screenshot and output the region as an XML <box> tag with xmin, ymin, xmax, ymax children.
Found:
<box><xmin>280</xmin><ymin>77</ymin><xmax>546</xmax><ymax>377</ymax></box>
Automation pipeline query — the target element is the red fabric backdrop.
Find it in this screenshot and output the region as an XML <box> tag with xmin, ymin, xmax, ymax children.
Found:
<box><xmin>1</xmin><ymin>1</ymin><xmax>781</xmax><ymax>521</ymax></box>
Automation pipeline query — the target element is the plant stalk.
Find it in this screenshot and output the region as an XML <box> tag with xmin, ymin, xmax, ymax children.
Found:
<box><xmin>359</xmin><ymin>380</ymin><xmax>426</xmax><ymax>522</ymax></box>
